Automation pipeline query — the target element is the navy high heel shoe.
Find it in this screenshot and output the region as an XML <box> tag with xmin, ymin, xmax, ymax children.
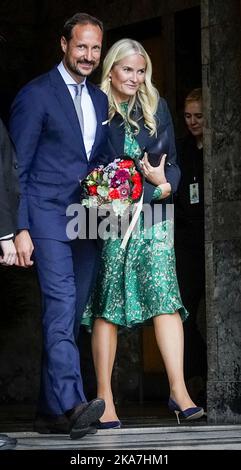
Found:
<box><xmin>168</xmin><ymin>398</ymin><xmax>204</xmax><ymax>424</ymax></box>
<box><xmin>97</xmin><ymin>420</ymin><xmax>122</xmax><ymax>429</ymax></box>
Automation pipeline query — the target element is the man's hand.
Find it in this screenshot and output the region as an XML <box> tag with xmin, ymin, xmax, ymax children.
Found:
<box><xmin>0</xmin><ymin>239</ymin><xmax>17</xmax><ymax>266</ymax></box>
<box><xmin>15</xmin><ymin>230</ymin><xmax>34</xmax><ymax>268</ymax></box>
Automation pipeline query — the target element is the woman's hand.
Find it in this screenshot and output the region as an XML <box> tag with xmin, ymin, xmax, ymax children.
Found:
<box><xmin>142</xmin><ymin>152</ymin><xmax>171</xmax><ymax>199</ymax></box>
<box><xmin>142</xmin><ymin>152</ymin><xmax>167</xmax><ymax>185</ymax></box>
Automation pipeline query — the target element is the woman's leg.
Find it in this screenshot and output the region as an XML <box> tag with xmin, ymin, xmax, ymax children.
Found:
<box><xmin>153</xmin><ymin>312</ymin><xmax>197</xmax><ymax>410</ymax></box>
<box><xmin>91</xmin><ymin>318</ymin><xmax>119</xmax><ymax>422</ymax></box>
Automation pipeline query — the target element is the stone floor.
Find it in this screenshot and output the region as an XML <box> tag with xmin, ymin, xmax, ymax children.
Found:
<box><xmin>1</xmin><ymin>407</ymin><xmax>241</xmax><ymax>452</ymax></box>
<box><xmin>1</xmin><ymin>404</ymin><xmax>241</xmax><ymax>454</ymax></box>
<box><xmin>3</xmin><ymin>423</ymin><xmax>241</xmax><ymax>450</ymax></box>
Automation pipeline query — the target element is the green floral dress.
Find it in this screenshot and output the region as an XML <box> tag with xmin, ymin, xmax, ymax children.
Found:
<box><xmin>82</xmin><ymin>103</ymin><xmax>188</xmax><ymax>328</ymax></box>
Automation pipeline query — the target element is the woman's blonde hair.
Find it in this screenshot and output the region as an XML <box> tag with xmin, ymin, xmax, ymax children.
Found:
<box><xmin>101</xmin><ymin>38</ymin><xmax>159</xmax><ymax>136</ymax></box>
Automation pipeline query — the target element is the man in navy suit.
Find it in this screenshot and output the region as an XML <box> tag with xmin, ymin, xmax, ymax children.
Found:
<box><xmin>9</xmin><ymin>13</ymin><xmax>110</xmax><ymax>439</ymax></box>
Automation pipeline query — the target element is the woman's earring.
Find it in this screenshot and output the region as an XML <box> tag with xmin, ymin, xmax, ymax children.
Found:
<box><xmin>108</xmin><ymin>76</ymin><xmax>112</xmax><ymax>82</ymax></box>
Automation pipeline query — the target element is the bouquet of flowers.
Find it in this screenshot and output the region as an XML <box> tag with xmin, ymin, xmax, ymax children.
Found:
<box><xmin>80</xmin><ymin>156</ymin><xmax>143</xmax><ymax>216</ymax></box>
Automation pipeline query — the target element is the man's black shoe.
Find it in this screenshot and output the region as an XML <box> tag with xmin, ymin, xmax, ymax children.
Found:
<box><xmin>34</xmin><ymin>413</ymin><xmax>70</xmax><ymax>434</ymax></box>
<box><xmin>34</xmin><ymin>413</ymin><xmax>97</xmax><ymax>435</ymax></box>
<box><xmin>69</xmin><ymin>398</ymin><xmax>105</xmax><ymax>439</ymax></box>
<box><xmin>0</xmin><ymin>434</ymin><xmax>17</xmax><ymax>450</ymax></box>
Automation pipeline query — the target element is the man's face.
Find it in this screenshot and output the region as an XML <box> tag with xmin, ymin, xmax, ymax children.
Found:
<box><xmin>61</xmin><ymin>23</ymin><xmax>102</xmax><ymax>83</ymax></box>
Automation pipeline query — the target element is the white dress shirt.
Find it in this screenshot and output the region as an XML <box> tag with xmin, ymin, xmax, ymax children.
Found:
<box><xmin>57</xmin><ymin>62</ymin><xmax>97</xmax><ymax>160</ymax></box>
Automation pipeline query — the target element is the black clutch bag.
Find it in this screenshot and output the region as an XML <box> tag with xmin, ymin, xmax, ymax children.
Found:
<box><xmin>146</xmin><ymin>129</ymin><xmax>169</xmax><ymax>167</ymax></box>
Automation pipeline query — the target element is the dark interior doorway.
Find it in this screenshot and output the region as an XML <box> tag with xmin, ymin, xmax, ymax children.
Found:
<box><xmin>0</xmin><ymin>5</ymin><xmax>206</xmax><ymax>428</ymax></box>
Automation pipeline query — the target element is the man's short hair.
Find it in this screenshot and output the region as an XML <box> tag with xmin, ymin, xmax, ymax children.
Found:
<box><xmin>62</xmin><ymin>12</ymin><xmax>103</xmax><ymax>41</ymax></box>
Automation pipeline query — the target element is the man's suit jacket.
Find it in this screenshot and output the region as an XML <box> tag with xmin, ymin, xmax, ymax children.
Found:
<box><xmin>106</xmin><ymin>97</ymin><xmax>180</xmax><ymax>205</ymax></box>
<box><xmin>0</xmin><ymin>118</ymin><xmax>19</xmax><ymax>238</ymax></box>
<box><xmin>9</xmin><ymin>66</ymin><xmax>110</xmax><ymax>241</ymax></box>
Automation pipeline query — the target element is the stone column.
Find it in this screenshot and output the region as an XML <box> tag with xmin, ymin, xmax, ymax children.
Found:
<box><xmin>201</xmin><ymin>0</ymin><xmax>241</xmax><ymax>423</ymax></box>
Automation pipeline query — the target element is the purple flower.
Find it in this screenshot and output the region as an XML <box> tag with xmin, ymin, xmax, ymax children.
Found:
<box><xmin>116</xmin><ymin>169</ymin><xmax>129</xmax><ymax>181</ymax></box>
<box><xmin>111</xmin><ymin>169</ymin><xmax>129</xmax><ymax>187</ymax></box>
<box><xmin>110</xmin><ymin>177</ymin><xmax>119</xmax><ymax>188</ymax></box>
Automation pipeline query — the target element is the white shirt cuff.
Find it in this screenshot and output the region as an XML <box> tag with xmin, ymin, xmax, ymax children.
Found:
<box><xmin>0</xmin><ymin>233</ymin><xmax>14</xmax><ymax>240</ymax></box>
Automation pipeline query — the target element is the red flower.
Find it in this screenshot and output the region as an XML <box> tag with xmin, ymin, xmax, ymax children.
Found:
<box><xmin>88</xmin><ymin>185</ymin><xmax>98</xmax><ymax>195</ymax></box>
<box><xmin>132</xmin><ymin>172</ymin><xmax>142</xmax><ymax>184</ymax></box>
<box><xmin>132</xmin><ymin>183</ymin><xmax>142</xmax><ymax>200</ymax></box>
<box><xmin>109</xmin><ymin>188</ymin><xmax>120</xmax><ymax>199</ymax></box>
<box><xmin>119</xmin><ymin>159</ymin><xmax>134</xmax><ymax>169</ymax></box>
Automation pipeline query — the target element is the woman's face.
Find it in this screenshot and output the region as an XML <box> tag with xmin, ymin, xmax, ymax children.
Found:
<box><xmin>184</xmin><ymin>100</ymin><xmax>204</xmax><ymax>138</ymax></box>
<box><xmin>109</xmin><ymin>53</ymin><xmax>146</xmax><ymax>103</ymax></box>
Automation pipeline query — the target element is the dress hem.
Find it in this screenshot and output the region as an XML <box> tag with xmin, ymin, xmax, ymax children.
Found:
<box><xmin>82</xmin><ymin>305</ymin><xmax>188</xmax><ymax>330</ymax></box>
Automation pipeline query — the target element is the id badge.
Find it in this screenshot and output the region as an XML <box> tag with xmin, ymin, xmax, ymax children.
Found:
<box><xmin>189</xmin><ymin>183</ymin><xmax>199</xmax><ymax>204</ymax></box>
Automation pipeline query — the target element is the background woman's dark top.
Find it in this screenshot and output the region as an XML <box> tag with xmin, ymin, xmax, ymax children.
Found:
<box><xmin>174</xmin><ymin>133</ymin><xmax>207</xmax><ymax>404</ymax></box>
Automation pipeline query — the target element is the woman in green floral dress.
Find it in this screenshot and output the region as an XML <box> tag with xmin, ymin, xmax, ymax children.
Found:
<box><xmin>82</xmin><ymin>39</ymin><xmax>204</xmax><ymax>426</ymax></box>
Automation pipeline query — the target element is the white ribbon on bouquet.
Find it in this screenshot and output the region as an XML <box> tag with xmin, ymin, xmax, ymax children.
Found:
<box><xmin>120</xmin><ymin>192</ymin><xmax>144</xmax><ymax>250</ymax></box>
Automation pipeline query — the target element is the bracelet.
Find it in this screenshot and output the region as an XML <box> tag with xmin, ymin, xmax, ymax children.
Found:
<box><xmin>153</xmin><ymin>185</ymin><xmax>163</xmax><ymax>200</ymax></box>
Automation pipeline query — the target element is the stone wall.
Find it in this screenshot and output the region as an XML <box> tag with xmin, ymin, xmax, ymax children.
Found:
<box><xmin>201</xmin><ymin>0</ymin><xmax>241</xmax><ymax>423</ymax></box>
